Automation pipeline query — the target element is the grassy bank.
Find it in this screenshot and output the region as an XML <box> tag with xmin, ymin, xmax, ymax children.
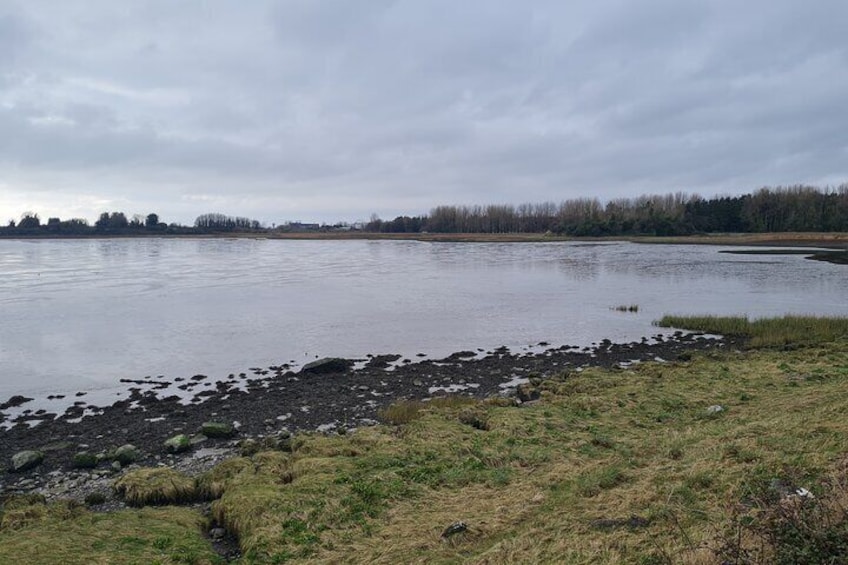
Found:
<box><xmin>655</xmin><ymin>315</ymin><xmax>848</xmax><ymax>348</ymax></box>
<box><xmin>2</xmin><ymin>317</ymin><xmax>848</xmax><ymax>563</ymax></box>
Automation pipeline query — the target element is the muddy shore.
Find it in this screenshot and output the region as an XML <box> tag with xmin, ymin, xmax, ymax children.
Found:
<box><xmin>0</xmin><ymin>332</ymin><xmax>740</xmax><ymax>503</ymax></box>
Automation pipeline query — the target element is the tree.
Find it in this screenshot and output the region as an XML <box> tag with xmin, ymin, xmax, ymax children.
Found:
<box><xmin>18</xmin><ymin>213</ymin><xmax>40</xmax><ymax>229</ymax></box>
<box><xmin>145</xmin><ymin>213</ymin><xmax>160</xmax><ymax>228</ymax></box>
<box><xmin>95</xmin><ymin>212</ymin><xmax>129</xmax><ymax>231</ymax></box>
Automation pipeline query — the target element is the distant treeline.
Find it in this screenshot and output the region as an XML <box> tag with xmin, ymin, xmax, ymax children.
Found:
<box><xmin>367</xmin><ymin>185</ymin><xmax>848</xmax><ymax>236</ymax></box>
<box><xmin>3</xmin><ymin>185</ymin><xmax>847</xmax><ymax>238</ymax></box>
<box><xmin>0</xmin><ymin>211</ymin><xmax>266</xmax><ymax>236</ymax></box>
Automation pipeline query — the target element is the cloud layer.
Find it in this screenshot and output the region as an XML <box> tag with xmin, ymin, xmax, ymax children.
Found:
<box><xmin>1</xmin><ymin>0</ymin><xmax>847</xmax><ymax>224</ymax></box>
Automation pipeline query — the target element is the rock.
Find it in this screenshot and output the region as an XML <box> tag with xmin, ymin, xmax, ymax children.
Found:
<box><xmin>201</xmin><ymin>421</ymin><xmax>236</xmax><ymax>439</ymax></box>
<box><xmin>441</xmin><ymin>521</ymin><xmax>468</xmax><ymax>539</ymax></box>
<box><xmin>209</xmin><ymin>527</ymin><xmax>226</xmax><ymax>541</ymax></box>
<box><xmin>11</xmin><ymin>450</ymin><xmax>44</xmax><ymax>472</ymax></box>
<box><xmin>113</xmin><ymin>444</ymin><xmax>141</xmax><ymax>465</ymax></box>
<box><xmin>111</xmin><ymin>460</ymin><xmax>123</xmax><ymax>472</ymax></box>
<box><xmin>42</xmin><ymin>440</ymin><xmax>74</xmax><ymax>452</ymax></box>
<box><xmin>447</xmin><ymin>351</ymin><xmax>476</xmax><ymax>361</ymax></box>
<box><xmin>163</xmin><ymin>434</ymin><xmax>191</xmax><ymax>454</ymax></box>
<box><xmin>0</xmin><ymin>395</ymin><xmax>34</xmax><ymax>410</ymax></box>
<box><xmin>300</xmin><ymin>357</ymin><xmax>353</xmax><ymax>375</ymax></box>
<box><xmin>706</xmin><ymin>405</ymin><xmax>725</xmax><ymax>414</ymax></box>
<box><xmin>72</xmin><ymin>452</ymin><xmax>98</xmax><ymax>469</ymax></box>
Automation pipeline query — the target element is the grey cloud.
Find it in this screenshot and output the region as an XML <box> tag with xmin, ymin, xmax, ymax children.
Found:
<box><xmin>1</xmin><ymin>0</ymin><xmax>846</xmax><ymax>224</ymax></box>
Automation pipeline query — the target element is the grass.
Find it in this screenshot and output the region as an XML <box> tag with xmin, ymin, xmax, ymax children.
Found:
<box><xmin>114</xmin><ymin>468</ymin><xmax>199</xmax><ymax>507</ymax></box>
<box><xmin>0</xmin><ymin>499</ymin><xmax>219</xmax><ymax>564</ymax></box>
<box><xmin>2</xmin><ymin>317</ymin><xmax>848</xmax><ymax>563</ymax></box>
<box><xmin>655</xmin><ymin>315</ymin><xmax>848</xmax><ymax>348</ymax></box>
<box><xmin>205</xmin><ymin>335</ymin><xmax>848</xmax><ymax>563</ymax></box>
<box><xmin>376</xmin><ymin>395</ymin><xmax>477</xmax><ymax>425</ymax></box>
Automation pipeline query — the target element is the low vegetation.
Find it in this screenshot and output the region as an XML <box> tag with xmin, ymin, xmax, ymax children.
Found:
<box><xmin>0</xmin><ymin>500</ymin><xmax>218</xmax><ymax>564</ymax></box>
<box><xmin>2</xmin><ymin>316</ymin><xmax>848</xmax><ymax>563</ymax></box>
<box><xmin>655</xmin><ymin>314</ymin><xmax>848</xmax><ymax>348</ymax></box>
<box><xmin>376</xmin><ymin>395</ymin><xmax>478</xmax><ymax>425</ymax></box>
<box><xmin>114</xmin><ymin>468</ymin><xmax>199</xmax><ymax>507</ymax></box>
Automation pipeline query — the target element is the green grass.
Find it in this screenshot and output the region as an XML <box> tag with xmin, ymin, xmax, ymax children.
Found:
<box><xmin>655</xmin><ymin>315</ymin><xmax>848</xmax><ymax>347</ymax></box>
<box><xmin>0</xmin><ymin>500</ymin><xmax>219</xmax><ymax>564</ymax></box>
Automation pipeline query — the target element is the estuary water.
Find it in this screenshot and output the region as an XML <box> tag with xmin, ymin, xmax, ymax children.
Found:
<box><xmin>1</xmin><ymin>238</ymin><xmax>846</xmax><ymax>401</ymax></box>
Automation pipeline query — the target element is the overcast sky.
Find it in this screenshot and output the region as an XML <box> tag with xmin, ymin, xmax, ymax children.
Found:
<box><xmin>1</xmin><ymin>1</ymin><xmax>847</xmax><ymax>225</ymax></box>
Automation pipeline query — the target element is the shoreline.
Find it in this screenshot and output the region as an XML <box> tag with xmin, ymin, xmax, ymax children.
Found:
<box><xmin>1</xmin><ymin>231</ymin><xmax>846</xmax><ymax>248</ymax></box>
<box><xmin>0</xmin><ymin>332</ymin><xmax>738</xmax><ymax>504</ymax></box>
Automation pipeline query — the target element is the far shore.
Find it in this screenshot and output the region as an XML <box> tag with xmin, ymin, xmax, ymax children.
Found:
<box><xmin>2</xmin><ymin>230</ymin><xmax>847</xmax><ymax>248</ymax></box>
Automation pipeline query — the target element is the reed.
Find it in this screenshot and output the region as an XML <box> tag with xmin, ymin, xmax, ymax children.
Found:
<box><xmin>655</xmin><ymin>315</ymin><xmax>848</xmax><ymax>347</ymax></box>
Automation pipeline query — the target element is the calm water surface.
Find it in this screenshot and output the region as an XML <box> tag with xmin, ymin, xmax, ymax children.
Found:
<box><xmin>1</xmin><ymin>239</ymin><xmax>846</xmax><ymax>400</ymax></box>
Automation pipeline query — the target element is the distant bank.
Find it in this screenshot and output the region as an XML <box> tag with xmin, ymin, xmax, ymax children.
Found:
<box><xmin>2</xmin><ymin>230</ymin><xmax>846</xmax><ymax>246</ymax></box>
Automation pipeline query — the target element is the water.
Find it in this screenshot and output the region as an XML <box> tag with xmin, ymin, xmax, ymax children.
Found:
<box><xmin>1</xmin><ymin>238</ymin><xmax>846</xmax><ymax>401</ymax></box>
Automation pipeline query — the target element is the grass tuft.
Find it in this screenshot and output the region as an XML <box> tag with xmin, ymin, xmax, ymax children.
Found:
<box><xmin>197</xmin><ymin>457</ymin><xmax>255</xmax><ymax>499</ymax></box>
<box><xmin>113</xmin><ymin>468</ymin><xmax>198</xmax><ymax>507</ymax></box>
<box><xmin>377</xmin><ymin>395</ymin><xmax>477</xmax><ymax>425</ymax></box>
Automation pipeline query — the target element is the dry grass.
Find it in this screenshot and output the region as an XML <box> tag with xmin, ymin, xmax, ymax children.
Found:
<box><xmin>377</xmin><ymin>395</ymin><xmax>478</xmax><ymax>425</ymax></box>
<box><xmin>113</xmin><ymin>467</ymin><xmax>198</xmax><ymax>507</ymax></box>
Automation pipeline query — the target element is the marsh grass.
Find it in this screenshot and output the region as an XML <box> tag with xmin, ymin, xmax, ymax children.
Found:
<box><xmin>655</xmin><ymin>315</ymin><xmax>848</xmax><ymax>347</ymax></box>
<box><xmin>613</xmin><ymin>304</ymin><xmax>640</xmax><ymax>313</ymax></box>
<box><xmin>113</xmin><ymin>468</ymin><xmax>198</xmax><ymax>507</ymax></box>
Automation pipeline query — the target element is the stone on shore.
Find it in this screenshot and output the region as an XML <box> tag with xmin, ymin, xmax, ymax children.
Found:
<box><xmin>201</xmin><ymin>421</ymin><xmax>236</xmax><ymax>439</ymax></box>
<box><xmin>72</xmin><ymin>451</ymin><xmax>98</xmax><ymax>469</ymax></box>
<box><xmin>164</xmin><ymin>434</ymin><xmax>191</xmax><ymax>454</ymax></box>
<box><xmin>0</xmin><ymin>395</ymin><xmax>33</xmax><ymax>410</ymax></box>
<box><xmin>300</xmin><ymin>357</ymin><xmax>352</xmax><ymax>375</ymax></box>
<box><xmin>112</xmin><ymin>444</ymin><xmax>141</xmax><ymax>465</ymax></box>
<box><xmin>11</xmin><ymin>450</ymin><xmax>44</xmax><ymax>472</ymax></box>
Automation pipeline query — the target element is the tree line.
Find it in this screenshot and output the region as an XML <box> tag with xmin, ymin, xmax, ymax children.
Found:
<box><xmin>3</xmin><ymin>185</ymin><xmax>847</xmax><ymax>238</ymax></box>
<box><xmin>366</xmin><ymin>185</ymin><xmax>848</xmax><ymax>236</ymax></box>
<box><xmin>1</xmin><ymin>212</ymin><xmax>265</xmax><ymax>236</ymax></box>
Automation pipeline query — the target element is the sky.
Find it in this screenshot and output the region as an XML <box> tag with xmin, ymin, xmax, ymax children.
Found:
<box><xmin>1</xmin><ymin>1</ymin><xmax>847</xmax><ymax>226</ymax></box>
